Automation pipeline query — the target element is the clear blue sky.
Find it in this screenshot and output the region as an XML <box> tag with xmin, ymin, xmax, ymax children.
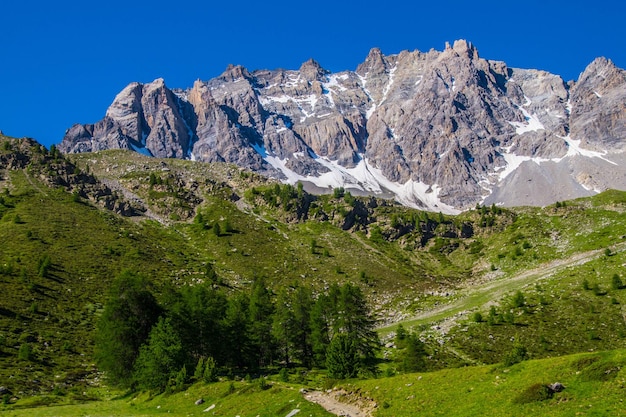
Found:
<box><xmin>1</xmin><ymin>0</ymin><xmax>624</xmax><ymax>148</ymax></box>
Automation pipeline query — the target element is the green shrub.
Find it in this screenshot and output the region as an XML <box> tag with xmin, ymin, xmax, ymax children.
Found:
<box><xmin>61</xmin><ymin>341</ymin><xmax>73</xmax><ymax>352</ymax></box>
<box><xmin>472</xmin><ymin>312</ymin><xmax>483</xmax><ymax>323</ymax></box>
<box><xmin>578</xmin><ymin>359</ymin><xmax>621</xmax><ymax>382</ymax></box>
<box><xmin>279</xmin><ymin>367</ymin><xmax>289</xmax><ymax>382</ymax></box>
<box><xmin>203</xmin><ymin>357</ymin><xmax>218</xmax><ymax>383</ymax></box>
<box><xmin>512</xmin><ymin>291</ymin><xmax>525</xmax><ymax>308</ymax></box>
<box><xmin>513</xmin><ymin>383</ymin><xmax>554</xmax><ymax>404</ymax></box>
<box><xmin>612</xmin><ymin>274</ymin><xmax>623</xmax><ymax>290</ymax></box>
<box><xmin>503</xmin><ymin>311</ymin><xmax>515</xmax><ymax>324</ymax></box>
<box><xmin>18</xmin><ymin>343</ymin><xmax>33</xmax><ymax>361</ymax></box>
<box><xmin>592</xmin><ymin>283</ymin><xmax>605</xmax><ymax>296</ymax></box>
<box><xmin>582</xmin><ymin>278</ymin><xmax>590</xmax><ymax>290</ymax></box>
<box><xmin>503</xmin><ymin>343</ymin><xmax>528</xmax><ymax>367</ymax></box>
<box><xmin>257</xmin><ymin>377</ymin><xmax>270</xmax><ymax>391</ymax></box>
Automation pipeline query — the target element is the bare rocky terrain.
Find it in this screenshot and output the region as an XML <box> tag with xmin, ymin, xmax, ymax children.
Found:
<box><xmin>59</xmin><ymin>40</ymin><xmax>626</xmax><ymax>212</ymax></box>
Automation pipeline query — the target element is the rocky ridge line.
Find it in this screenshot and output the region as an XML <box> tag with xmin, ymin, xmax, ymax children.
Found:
<box><xmin>59</xmin><ymin>40</ymin><xmax>626</xmax><ymax>212</ymax></box>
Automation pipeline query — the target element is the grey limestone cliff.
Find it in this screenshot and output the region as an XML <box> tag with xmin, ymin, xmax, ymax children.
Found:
<box><xmin>59</xmin><ymin>40</ymin><xmax>626</xmax><ymax>212</ymax></box>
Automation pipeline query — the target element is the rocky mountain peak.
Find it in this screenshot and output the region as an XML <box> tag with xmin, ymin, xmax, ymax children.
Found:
<box><xmin>59</xmin><ymin>40</ymin><xmax>626</xmax><ymax>212</ymax></box>
<box><xmin>577</xmin><ymin>57</ymin><xmax>625</xmax><ymax>91</ymax></box>
<box><xmin>356</xmin><ymin>47</ymin><xmax>387</xmax><ymax>77</ymax></box>
<box><xmin>299</xmin><ymin>58</ymin><xmax>328</xmax><ymax>81</ymax></box>
<box><xmin>219</xmin><ymin>64</ymin><xmax>252</xmax><ymax>82</ymax></box>
<box><xmin>452</xmin><ymin>39</ymin><xmax>478</xmax><ymax>59</ymax></box>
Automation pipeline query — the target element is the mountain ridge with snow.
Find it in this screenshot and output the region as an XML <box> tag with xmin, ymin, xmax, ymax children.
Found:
<box><xmin>59</xmin><ymin>40</ymin><xmax>626</xmax><ymax>213</ymax></box>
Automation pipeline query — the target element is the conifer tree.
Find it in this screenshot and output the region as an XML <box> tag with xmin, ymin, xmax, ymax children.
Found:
<box><xmin>272</xmin><ymin>285</ymin><xmax>313</xmax><ymax>367</ymax></box>
<box><xmin>167</xmin><ymin>283</ymin><xmax>227</xmax><ymax>364</ymax></box>
<box><xmin>222</xmin><ymin>292</ymin><xmax>253</xmax><ymax>369</ymax></box>
<box><xmin>398</xmin><ymin>334</ymin><xmax>427</xmax><ymax>373</ymax></box>
<box><xmin>134</xmin><ymin>317</ymin><xmax>186</xmax><ymax>391</ymax></box>
<box><xmin>326</xmin><ymin>334</ymin><xmax>359</xmax><ymax>379</ymax></box>
<box><xmin>248</xmin><ymin>276</ymin><xmax>275</xmax><ymax>368</ymax></box>
<box><xmin>95</xmin><ymin>270</ymin><xmax>161</xmax><ymax>386</ymax></box>
<box><xmin>336</xmin><ymin>283</ymin><xmax>379</xmax><ymax>362</ymax></box>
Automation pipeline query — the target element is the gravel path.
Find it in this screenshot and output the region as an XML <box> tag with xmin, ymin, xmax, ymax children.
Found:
<box><xmin>303</xmin><ymin>390</ymin><xmax>373</xmax><ymax>417</ymax></box>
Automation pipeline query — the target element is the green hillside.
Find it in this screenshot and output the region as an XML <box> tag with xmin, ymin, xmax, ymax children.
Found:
<box><xmin>1</xmin><ymin>134</ymin><xmax>626</xmax><ymax>415</ymax></box>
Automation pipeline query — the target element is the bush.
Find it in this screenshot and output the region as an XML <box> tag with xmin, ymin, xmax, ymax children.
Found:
<box><xmin>582</xmin><ymin>278</ymin><xmax>590</xmax><ymax>290</ymax></box>
<box><xmin>512</xmin><ymin>291</ymin><xmax>525</xmax><ymax>308</ymax></box>
<box><xmin>578</xmin><ymin>359</ymin><xmax>621</xmax><ymax>382</ymax></box>
<box><xmin>203</xmin><ymin>357</ymin><xmax>219</xmax><ymax>383</ymax></box>
<box><xmin>503</xmin><ymin>343</ymin><xmax>528</xmax><ymax>367</ymax></box>
<box><xmin>18</xmin><ymin>344</ymin><xmax>33</xmax><ymax>361</ymax></box>
<box><xmin>257</xmin><ymin>377</ymin><xmax>270</xmax><ymax>391</ymax></box>
<box><xmin>592</xmin><ymin>283</ymin><xmax>605</xmax><ymax>296</ymax></box>
<box><xmin>612</xmin><ymin>274</ymin><xmax>623</xmax><ymax>290</ymax></box>
<box><xmin>279</xmin><ymin>367</ymin><xmax>289</xmax><ymax>382</ymax></box>
<box><xmin>513</xmin><ymin>383</ymin><xmax>554</xmax><ymax>404</ymax></box>
<box><xmin>472</xmin><ymin>312</ymin><xmax>483</xmax><ymax>323</ymax></box>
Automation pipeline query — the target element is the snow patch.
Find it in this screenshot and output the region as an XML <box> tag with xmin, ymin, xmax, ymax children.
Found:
<box><xmin>559</xmin><ymin>135</ymin><xmax>616</xmax><ymax>165</ymax></box>
<box><xmin>253</xmin><ymin>145</ymin><xmax>459</xmax><ymax>213</ymax></box>
<box><xmin>593</xmin><ymin>90</ymin><xmax>602</xmax><ymax>98</ymax></box>
<box><xmin>379</xmin><ymin>65</ymin><xmax>397</xmax><ymax>105</ymax></box>
<box><xmin>495</xmin><ymin>146</ymin><xmax>550</xmax><ymax>181</ymax></box>
<box><xmin>507</xmin><ymin>96</ymin><xmax>545</xmax><ymax>134</ymax></box>
<box><xmin>324</xmin><ymin>74</ymin><xmax>348</xmax><ymax>92</ymax></box>
<box><xmin>259</xmin><ymin>93</ymin><xmax>319</xmax><ymax>122</ymax></box>
<box><xmin>130</xmin><ymin>142</ymin><xmax>153</xmax><ymax>157</ymax></box>
<box><xmin>495</xmin><ymin>135</ymin><xmax>616</xmax><ymax>183</ymax></box>
<box><xmin>358</xmin><ymin>73</ymin><xmax>377</xmax><ymax>120</ymax></box>
<box><xmin>259</xmin><ymin>95</ymin><xmax>292</xmax><ymax>106</ymax></box>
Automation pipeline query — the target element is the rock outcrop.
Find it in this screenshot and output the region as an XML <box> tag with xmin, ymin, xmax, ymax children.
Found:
<box><xmin>59</xmin><ymin>40</ymin><xmax>626</xmax><ymax>212</ymax></box>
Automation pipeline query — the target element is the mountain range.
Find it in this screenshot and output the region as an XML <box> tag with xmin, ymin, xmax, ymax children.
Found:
<box><xmin>59</xmin><ymin>40</ymin><xmax>626</xmax><ymax>213</ymax></box>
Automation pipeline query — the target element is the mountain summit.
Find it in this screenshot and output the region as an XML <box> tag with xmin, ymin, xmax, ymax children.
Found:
<box><xmin>59</xmin><ymin>40</ymin><xmax>626</xmax><ymax>212</ymax></box>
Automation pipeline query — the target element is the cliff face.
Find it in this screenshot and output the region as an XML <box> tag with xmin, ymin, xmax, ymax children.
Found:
<box><xmin>59</xmin><ymin>40</ymin><xmax>626</xmax><ymax>212</ymax></box>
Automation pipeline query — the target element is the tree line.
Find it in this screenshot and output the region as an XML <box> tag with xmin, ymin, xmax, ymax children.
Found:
<box><xmin>95</xmin><ymin>270</ymin><xmax>380</xmax><ymax>392</ymax></box>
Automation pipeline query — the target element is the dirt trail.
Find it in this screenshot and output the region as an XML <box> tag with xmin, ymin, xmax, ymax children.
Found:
<box><xmin>303</xmin><ymin>390</ymin><xmax>374</xmax><ymax>417</ymax></box>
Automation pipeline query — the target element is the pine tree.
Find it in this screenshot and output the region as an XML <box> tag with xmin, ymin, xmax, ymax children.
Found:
<box><xmin>248</xmin><ymin>276</ymin><xmax>275</xmax><ymax>368</ymax></box>
<box><xmin>167</xmin><ymin>283</ymin><xmax>227</xmax><ymax>364</ymax></box>
<box><xmin>395</xmin><ymin>324</ymin><xmax>408</xmax><ymax>348</ymax></box>
<box><xmin>272</xmin><ymin>285</ymin><xmax>313</xmax><ymax>367</ymax></box>
<box><xmin>336</xmin><ymin>283</ymin><xmax>379</xmax><ymax>363</ymax></box>
<box><xmin>134</xmin><ymin>317</ymin><xmax>186</xmax><ymax>392</ymax></box>
<box><xmin>326</xmin><ymin>334</ymin><xmax>359</xmax><ymax>379</ymax></box>
<box><xmin>193</xmin><ymin>357</ymin><xmax>205</xmax><ymax>381</ymax></box>
<box><xmin>291</xmin><ymin>285</ymin><xmax>313</xmax><ymax>367</ymax></box>
<box><xmin>310</xmin><ymin>287</ymin><xmax>340</xmax><ymax>367</ymax></box>
<box><xmin>95</xmin><ymin>270</ymin><xmax>161</xmax><ymax>386</ymax></box>
<box><xmin>222</xmin><ymin>292</ymin><xmax>253</xmax><ymax>369</ymax></box>
<box><xmin>398</xmin><ymin>334</ymin><xmax>427</xmax><ymax>373</ymax></box>
<box><xmin>272</xmin><ymin>288</ymin><xmax>294</xmax><ymax>365</ymax></box>
<box><xmin>202</xmin><ymin>356</ymin><xmax>218</xmax><ymax>383</ymax></box>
